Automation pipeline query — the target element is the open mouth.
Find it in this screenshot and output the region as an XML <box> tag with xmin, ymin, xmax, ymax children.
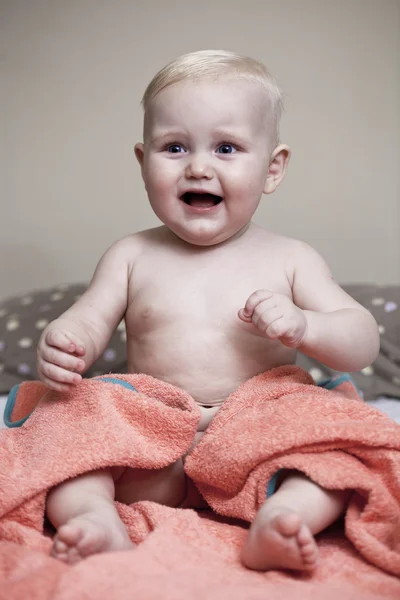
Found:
<box><xmin>181</xmin><ymin>192</ymin><xmax>223</xmax><ymax>208</ymax></box>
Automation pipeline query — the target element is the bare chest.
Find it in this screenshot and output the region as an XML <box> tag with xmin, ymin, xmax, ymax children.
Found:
<box><xmin>127</xmin><ymin>252</ymin><xmax>291</xmax><ymax>335</ymax></box>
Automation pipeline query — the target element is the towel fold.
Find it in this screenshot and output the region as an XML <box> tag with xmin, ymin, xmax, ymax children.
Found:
<box><xmin>1</xmin><ymin>366</ymin><xmax>400</xmax><ymax>600</ymax></box>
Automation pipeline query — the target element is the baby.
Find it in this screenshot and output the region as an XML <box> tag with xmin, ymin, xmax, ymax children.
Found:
<box><xmin>37</xmin><ymin>50</ymin><xmax>379</xmax><ymax>571</ymax></box>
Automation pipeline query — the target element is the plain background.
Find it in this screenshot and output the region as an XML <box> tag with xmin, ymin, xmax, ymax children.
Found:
<box><xmin>1</xmin><ymin>0</ymin><xmax>399</xmax><ymax>300</ymax></box>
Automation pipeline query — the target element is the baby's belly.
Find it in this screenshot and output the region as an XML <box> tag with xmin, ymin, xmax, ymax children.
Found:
<box><xmin>127</xmin><ymin>327</ymin><xmax>296</xmax><ymax>410</ymax></box>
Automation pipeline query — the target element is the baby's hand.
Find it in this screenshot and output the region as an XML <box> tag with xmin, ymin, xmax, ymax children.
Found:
<box><xmin>37</xmin><ymin>327</ymin><xmax>86</xmax><ymax>392</ymax></box>
<box><xmin>238</xmin><ymin>290</ymin><xmax>307</xmax><ymax>348</ymax></box>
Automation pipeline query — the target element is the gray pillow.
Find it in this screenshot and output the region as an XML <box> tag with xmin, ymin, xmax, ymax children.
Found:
<box><xmin>1</xmin><ymin>283</ymin><xmax>399</xmax><ymax>401</ymax></box>
<box><xmin>0</xmin><ymin>284</ymin><xmax>127</xmax><ymax>394</ymax></box>
<box><xmin>297</xmin><ymin>284</ymin><xmax>400</xmax><ymax>400</ymax></box>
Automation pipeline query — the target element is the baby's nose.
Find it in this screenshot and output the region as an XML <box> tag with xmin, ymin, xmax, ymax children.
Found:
<box><xmin>185</xmin><ymin>154</ymin><xmax>214</xmax><ymax>179</ymax></box>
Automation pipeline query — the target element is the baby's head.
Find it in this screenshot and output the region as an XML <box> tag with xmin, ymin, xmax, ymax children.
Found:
<box><xmin>141</xmin><ymin>49</ymin><xmax>283</xmax><ymax>149</ymax></box>
<box><xmin>135</xmin><ymin>50</ymin><xmax>290</xmax><ymax>246</ymax></box>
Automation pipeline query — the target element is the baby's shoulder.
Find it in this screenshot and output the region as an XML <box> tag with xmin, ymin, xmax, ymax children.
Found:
<box><xmin>253</xmin><ymin>226</ymin><xmax>313</xmax><ymax>255</ymax></box>
<box><xmin>107</xmin><ymin>227</ymin><xmax>165</xmax><ymax>255</ymax></box>
<box><xmin>252</xmin><ymin>227</ymin><xmax>325</xmax><ymax>280</ymax></box>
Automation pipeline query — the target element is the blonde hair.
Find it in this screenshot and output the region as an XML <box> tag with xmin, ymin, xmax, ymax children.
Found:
<box><xmin>141</xmin><ymin>49</ymin><xmax>284</xmax><ymax>145</ymax></box>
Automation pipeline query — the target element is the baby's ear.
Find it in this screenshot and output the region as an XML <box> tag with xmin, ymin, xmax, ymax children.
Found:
<box><xmin>134</xmin><ymin>143</ymin><xmax>145</xmax><ymax>170</ymax></box>
<box><xmin>263</xmin><ymin>144</ymin><xmax>291</xmax><ymax>195</ymax></box>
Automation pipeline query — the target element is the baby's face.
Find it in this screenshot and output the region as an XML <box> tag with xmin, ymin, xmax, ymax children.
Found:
<box><xmin>136</xmin><ymin>77</ymin><xmax>277</xmax><ymax>246</ymax></box>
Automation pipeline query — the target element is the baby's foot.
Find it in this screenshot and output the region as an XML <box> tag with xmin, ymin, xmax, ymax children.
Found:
<box><xmin>51</xmin><ymin>511</ymin><xmax>134</xmax><ymax>564</ymax></box>
<box><xmin>241</xmin><ymin>507</ymin><xmax>319</xmax><ymax>572</ymax></box>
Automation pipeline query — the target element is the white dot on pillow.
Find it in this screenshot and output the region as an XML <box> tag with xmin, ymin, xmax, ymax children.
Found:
<box><xmin>378</xmin><ymin>325</ymin><xmax>385</xmax><ymax>334</ymax></box>
<box><xmin>39</xmin><ymin>304</ymin><xmax>52</xmax><ymax>312</ymax></box>
<box><xmin>50</xmin><ymin>292</ymin><xmax>64</xmax><ymax>301</ymax></box>
<box><xmin>0</xmin><ymin>308</ymin><xmax>8</xmax><ymax>318</ymax></box>
<box><xmin>120</xmin><ymin>331</ymin><xmax>127</xmax><ymax>342</ymax></box>
<box><xmin>361</xmin><ymin>366</ymin><xmax>374</xmax><ymax>376</ymax></box>
<box><xmin>384</xmin><ymin>301</ymin><xmax>398</xmax><ymax>313</ymax></box>
<box><xmin>35</xmin><ymin>318</ymin><xmax>49</xmax><ymax>330</ymax></box>
<box><xmin>103</xmin><ymin>348</ymin><xmax>116</xmax><ymax>362</ymax></box>
<box><xmin>309</xmin><ymin>367</ymin><xmax>324</xmax><ymax>382</ymax></box>
<box><xmin>18</xmin><ymin>363</ymin><xmax>31</xmax><ymax>375</ymax></box>
<box><xmin>6</xmin><ymin>318</ymin><xmax>20</xmax><ymax>331</ymax></box>
<box><xmin>371</xmin><ymin>297</ymin><xmax>385</xmax><ymax>306</ymax></box>
<box><xmin>392</xmin><ymin>376</ymin><xmax>400</xmax><ymax>386</ymax></box>
<box><xmin>18</xmin><ymin>337</ymin><xmax>33</xmax><ymax>349</ymax></box>
<box><xmin>20</xmin><ymin>296</ymin><xmax>34</xmax><ymax>306</ymax></box>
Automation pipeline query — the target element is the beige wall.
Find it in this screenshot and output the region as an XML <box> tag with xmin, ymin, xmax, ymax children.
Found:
<box><xmin>0</xmin><ymin>0</ymin><xmax>399</xmax><ymax>299</ymax></box>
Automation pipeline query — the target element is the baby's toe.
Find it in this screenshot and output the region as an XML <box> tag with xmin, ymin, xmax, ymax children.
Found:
<box><xmin>76</xmin><ymin>528</ymin><xmax>107</xmax><ymax>557</ymax></box>
<box><xmin>274</xmin><ymin>512</ymin><xmax>302</xmax><ymax>537</ymax></box>
<box><xmin>297</xmin><ymin>525</ymin><xmax>319</xmax><ymax>569</ymax></box>
<box><xmin>57</xmin><ymin>523</ymin><xmax>84</xmax><ymax>546</ymax></box>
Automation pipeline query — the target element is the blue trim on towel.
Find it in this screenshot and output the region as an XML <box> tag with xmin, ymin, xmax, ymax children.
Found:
<box><xmin>3</xmin><ymin>377</ymin><xmax>138</xmax><ymax>429</ymax></box>
<box><xmin>265</xmin><ymin>374</ymin><xmax>359</xmax><ymax>498</ymax></box>
<box><xmin>317</xmin><ymin>373</ymin><xmax>354</xmax><ymax>391</ymax></box>
<box><xmin>266</xmin><ymin>470</ymin><xmax>283</xmax><ymax>498</ymax></box>
<box><xmin>3</xmin><ymin>384</ymin><xmax>30</xmax><ymax>428</ymax></box>
<box><xmin>93</xmin><ymin>377</ymin><xmax>138</xmax><ymax>392</ymax></box>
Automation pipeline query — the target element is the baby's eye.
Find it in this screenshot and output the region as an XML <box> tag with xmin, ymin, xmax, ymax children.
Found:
<box><xmin>167</xmin><ymin>144</ymin><xmax>185</xmax><ymax>153</ymax></box>
<box><xmin>217</xmin><ymin>144</ymin><xmax>236</xmax><ymax>154</ymax></box>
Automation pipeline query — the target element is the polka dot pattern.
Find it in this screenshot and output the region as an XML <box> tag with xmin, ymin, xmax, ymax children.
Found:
<box><xmin>384</xmin><ymin>301</ymin><xmax>398</xmax><ymax>313</ymax></box>
<box><xmin>0</xmin><ymin>283</ymin><xmax>127</xmax><ymax>393</ymax></box>
<box><xmin>0</xmin><ymin>282</ymin><xmax>399</xmax><ymax>400</ymax></box>
<box><xmin>6</xmin><ymin>319</ymin><xmax>20</xmax><ymax>331</ymax></box>
<box><xmin>297</xmin><ymin>283</ymin><xmax>400</xmax><ymax>402</ymax></box>
<box><xmin>103</xmin><ymin>348</ymin><xmax>117</xmax><ymax>362</ymax></box>
<box><xmin>35</xmin><ymin>319</ymin><xmax>49</xmax><ymax>330</ymax></box>
<box><xmin>371</xmin><ymin>297</ymin><xmax>385</xmax><ymax>306</ymax></box>
<box><xmin>50</xmin><ymin>292</ymin><xmax>64</xmax><ymax>302</ymax></box>
<box><xmin>17</xmin><ymin>363</ymin><xmax>31</xmax><ymax>375</ymax></box>
<box><xmin>18</xmin><ymin>337</ymin><xmax>33</xmax><ymax>349</ymax></box>
<box><xmin>39</xmin><ymin>304</ymin><xmax>52</xmax><ymax>312</ymax></box>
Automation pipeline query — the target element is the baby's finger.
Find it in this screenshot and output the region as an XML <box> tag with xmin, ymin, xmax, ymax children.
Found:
<box><xmin>39</xmin><ymin>374</ymin><xmax>76</xmax><ymax>393</ymax></box>
<box><xmin>238</xmin><ymin>308</ymin><xmax>253</xmax><ymax>322</ymax></box>
<box><xmin>38</xmin><ymin>359</ymin><xmax>82</xmax><ymax>386</ymax></box>
<box><xmin>253</xmin><ymin>307</ymin><xmax>284</xmax><ymax>334</ymax></box>
<box><xmin>40</xmin><ymin>347</ymin><xmax>85</xmax><ymax>373</ymax></box>
<box><xmin>242</xmin><ymin>290</ymin><xmax>274</xmax><ymax>318</ymax></box>
<box><xmin>265</xmin><ymin>317</ymin><xmax>287</xmax><ymax>340</ymax></box>
<box><xmin>45</xmin><ymin>330</ymin><xmax>85</xmax><ymax>355</ymax></box>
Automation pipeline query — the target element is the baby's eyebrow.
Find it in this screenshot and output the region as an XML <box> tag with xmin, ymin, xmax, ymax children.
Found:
<box><xmin>149</xmin><ymin>131</ymin><xmax>187</xmax><ymax>144</ymax></box>
<box><xmin>212</xmin><ymin>129</ymin><xmax>250</xmax><ymax>145</ymax></box>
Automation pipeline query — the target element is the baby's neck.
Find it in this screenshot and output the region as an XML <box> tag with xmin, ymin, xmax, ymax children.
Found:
<box><xmin>167</xmin><ymin>221</ymin><xmax>254</xmax><ymax>251</ymax></box>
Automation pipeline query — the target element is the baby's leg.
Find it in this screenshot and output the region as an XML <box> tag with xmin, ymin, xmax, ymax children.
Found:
<box><xmin>241</xmin><ymin>471</ymin><xmax>348</xmax><ymax>572</ymax></box>
<box><xmin>47</xmin><ymin>469</ymin><xmax>133</xmax><ymax>564</ymax></box>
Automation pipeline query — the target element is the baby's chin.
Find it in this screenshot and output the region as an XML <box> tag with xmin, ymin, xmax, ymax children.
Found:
<box><xmin>169</xmin><ymin>224</ymin><xmax>250</xmax><ymax>247</ymax></box>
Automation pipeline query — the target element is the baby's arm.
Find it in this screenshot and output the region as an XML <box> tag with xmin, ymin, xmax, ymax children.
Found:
<box><xmin>239</xmin><ymin>242</ymin><xmax>379</xmax><ymax>372</ymax></box>
<box><xmin>290</xmin><ymin>242</ymin><xmax>379</xmax><ymax>371</ymax></box>
<box><xmin>37</xmin><ymin>238</ymin><xmax>134</xmax><ymax>391</ymax></box>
